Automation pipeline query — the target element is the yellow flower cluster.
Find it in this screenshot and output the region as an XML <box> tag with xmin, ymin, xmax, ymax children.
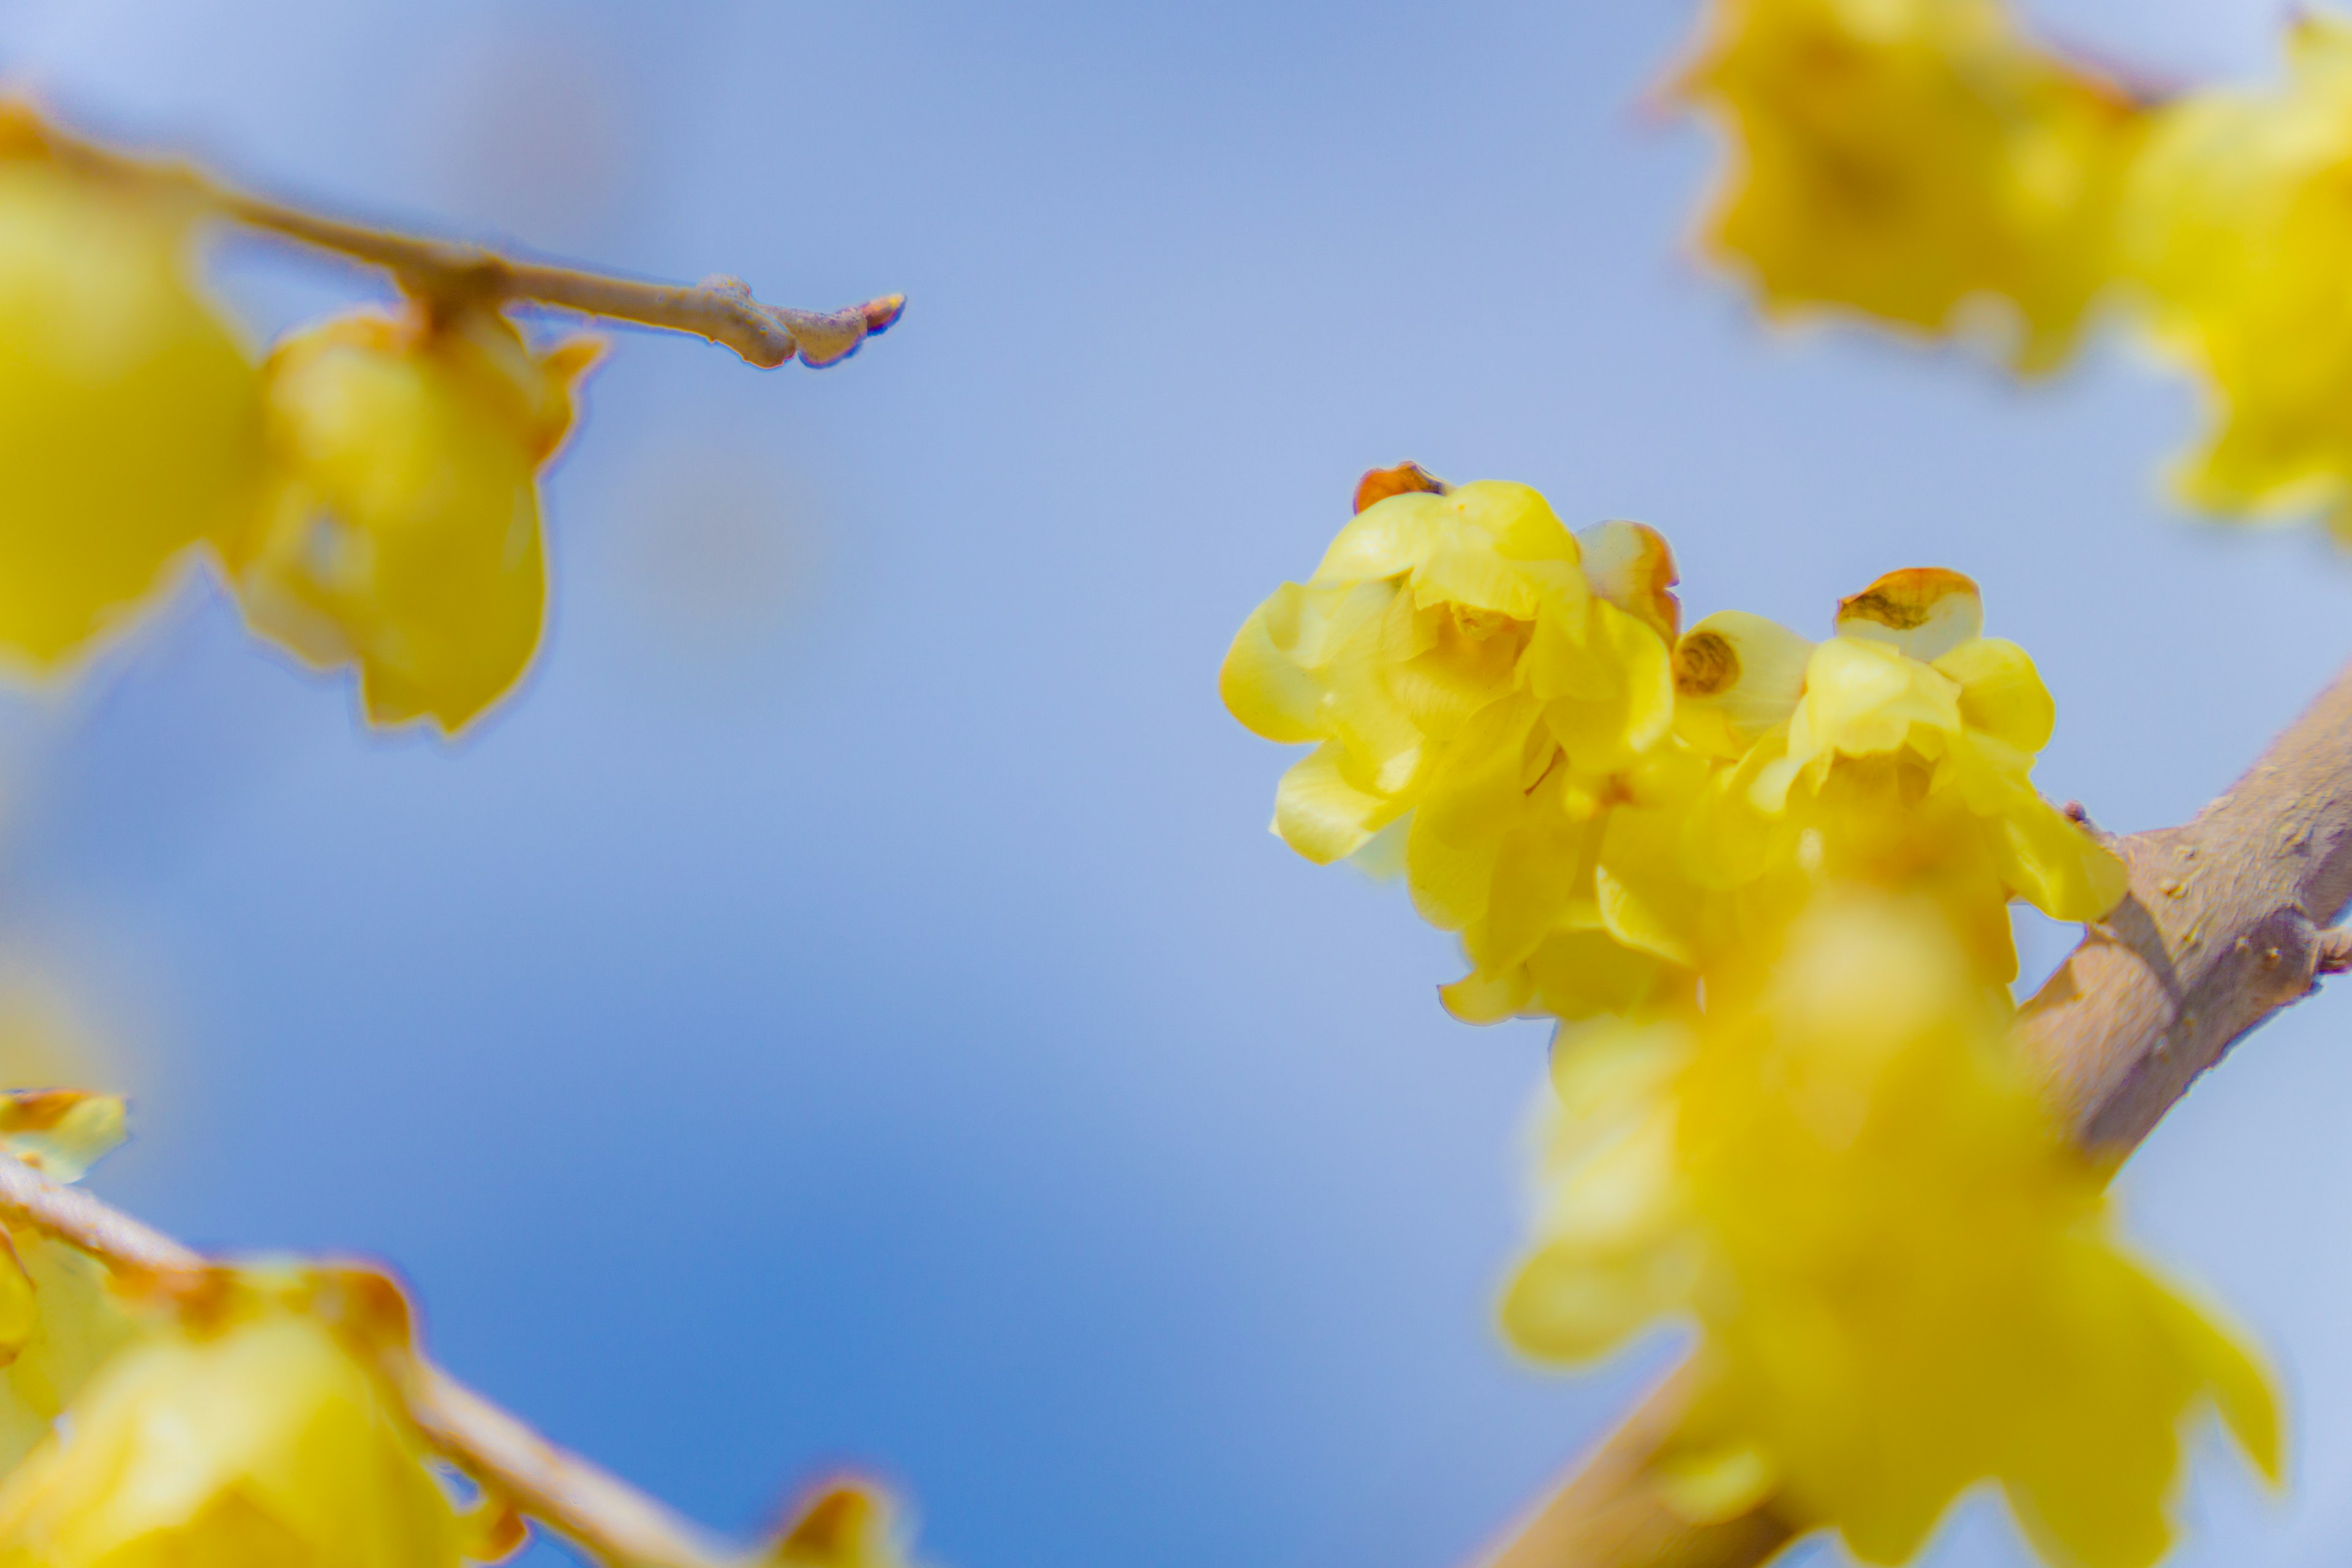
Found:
<box><xmin>1222</xmin><ymin>471</ymin><xmax>2264</xmax><ymax>1567</ymax></box>
<box><xmin>1502</xmin><ymin>901</ymin><xmax>2276</xmax><ymax>1568</ymax></box>
<box><xmin>2122</xmin><ymin>14</ymin><xmax>2352</xmax><ymax>538</ymax></box>
<box><xmin>1224</xmin><ymin>472</ymin><xmax>2122</xmax><ymax>1020</ymax></box>
<box><xmin>1677</xmin><ymin>0</ymin><xmax>2143</xmax><ymax>372</ymax></box>
<box><xmin>0</xmin><ymin>147</ymin><xmax>597</xmax><ymax>733</ymax></box>
<box><xmin>1679</xmin><ymin>0</ymin><xmax>2352</xmax><ymax>537</ymax></box>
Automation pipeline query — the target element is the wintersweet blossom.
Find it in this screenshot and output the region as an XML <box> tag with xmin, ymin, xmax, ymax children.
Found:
<box><xmin>771</xmin><ymin>1481</ymin><xmax>913</xmax><ymax>1568</ymax></box>
<box><xmin>1502</xmin><ymin>898</ymin><xmax>2279</xmax><ymax>1568</ymax></box>
<box><xmin>1679</xmin><ymin>0</ymin><xmax>2142</xmax><ymax>371</ymax></box>
<box><xmin>1675</xmin><ymin>568</ymin><xmax>2126</xmax><ymax>985</ymax></box>
<box><xmin>2123</xmin><ymin>13</ymin><xmax>2352</xmax><ymax>537</ymax></box>
<box><xmin>0</xmin><ymin>1307</ymin><xmax>498</xmax><ymax>1567</ymax></box>
<box><xmin>224</xmin><ymin>306</ymin><xmax>601</xmax><ymax>734</ymax></box>
<box><xmin>0</xmin><ymin>159</ymin><xmax>260</xmax><ymax>666</ymax></box>
<box><xmin>1220</xmin><ymin>470</ymin><xmax>1689</xmax><ymax>1019</ymax></box>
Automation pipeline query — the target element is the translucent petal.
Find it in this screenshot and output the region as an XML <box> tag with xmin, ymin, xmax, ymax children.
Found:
<box><xmin>1672</xmin><ymin>610</ymin><xmax>1814</xmax><ymax>758</ymax></box>
<box><xmin>1792</xmin><ymin>636</ymin><xmax>1964</xmax><ymax>764</ymax></box>
<box><xmin>1575</xmin><ymin>520</ymin><xmax>1681</xmax><ymax>642</ymax></box>
<box><xmin>1273</xmin><ymin>744</ymin><xmax>1397</xmax><ymax>865</ymax></box>
<box><xmin>1936</xmin><ymin>636</ymin><xmax>2056</xmax><ymax>754</ymax></box>
<box><xmin>1834</xmin><ymin>568</ymin><xmax>1985</xmax><ymax>664</ymax></box>
<box><xmin>1995</xmin><ymin>790</ymin><xmax>2130</xmax><ymax>922</ymax></box>
<box><xmin>1218</xmin><ymin>585</ymin><xmax>1328</xmax><ymax>743</ymax></box>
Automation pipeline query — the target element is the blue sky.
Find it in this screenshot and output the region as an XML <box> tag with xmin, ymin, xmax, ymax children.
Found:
<box><xmin>0</xmin><ymin>2</ymin><xmax>2345</xmax><ymax>1565</ymax></box>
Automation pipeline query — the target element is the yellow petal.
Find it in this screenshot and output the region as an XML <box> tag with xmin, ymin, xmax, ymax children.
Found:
<box><xmin>0</xmin><ymin>162</ymin><xmax>262</xmax><ymax>668</ymax></box>
<box><xmin>1995</xmin><ymin>789</ymin><xmax>2129</xmax><ymax>922</ymax></box>
<box><xmin>1672</xmin><ymin>610</ymin><xmax>1814</xmax><ymax>758</ymax></box>
<box><xmin>1273</xmin><ymin>744</ymin><xmax>1398</xmax><ymax>864</ymax></box>
<box><xmin>231</xmin><ymin>306</ymin><xmax>590</xmax><ymax>733</ymax></box>
<box><xmin>1934</xmin><ymin>636</ymin><xmax>2055</xmax><ymax>754</ymax></box>
<box><xmin>1219</xmin><ymin>586</ymin><xmax>1325</xmax><ymax>743</ymax></box>
<box><xmin>1439</xmin><ymin>962</ymin><xmax>1536</xmax><ymax>1025</ymax></box>
<box><xmin>1790</xmin><ymin>636</ymin><xmax>1963</xmax><ymax>764</ymax></box>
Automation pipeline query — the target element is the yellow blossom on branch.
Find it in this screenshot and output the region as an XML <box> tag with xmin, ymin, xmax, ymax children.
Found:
<box><xmin>0</xmin><ymin>157</ymin><xmax>260</xmax><ymax>667</ymax></box>
<box><xmin>1678</xmin><ymin>0</ymin><xmax>2144</xmax><ymax>372</ymax></box>
<box><xmin>0</xmin><ymin>1303</ymin><xmax>504</xmax><ymax>1568</ymax></box>
<box><xmin>1675</xmin><ymin>568</ymin><xmax>2126</xmax><ymax>986</ymax></box>
<box><xmin>2122</xmin><ymin>13</ymin><xmax>2352</xmax><ymax>538</ymax></box>
<box><xmin>1502</xmin><ymin>897</ymin><xmax>2278</xmax><ymax>1568</ymax></box>
<box><xmin>222</xmin><ymin>306</ymin><xmax>601</xmax><ymax>735</ymax></box>
<box><xmin>1219</xmin><ymin>469</ymin><xmax>1689</xmax><ymax>1019</ymax></box>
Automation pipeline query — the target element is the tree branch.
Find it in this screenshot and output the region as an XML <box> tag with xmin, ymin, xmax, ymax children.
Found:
<box><xmin>0</xmin><ymin>1154</ymin><xmax>747</xmax><ymax>1568</ymax></box>
<box><xmin>0</xmin><ymin>100</ymin><xmax>902</xmax><ymax>370</ymax></box>
<box><xmin>1476</xmin><ymin>651</ymin><xmax>2352</xmax><ymax>1568</ymax></box>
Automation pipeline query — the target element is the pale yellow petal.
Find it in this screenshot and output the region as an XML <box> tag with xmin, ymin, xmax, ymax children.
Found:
<box><xmin>1672</xmin><ymin>610</ymin><xmax>1814</xmax><ymax>758</ymax></box>
<box><xmin>1273</xmin><ymin>744</ymin><xmax>1398</xmax><ymax>865</ymax></box>
<box><xmin>1835</xmin><ymin>568</ymin><xmax>1985</xmax><ymax>663</ymax></box>
<box><xmin>1575</xmin><ymin>519</ymin><xmax>1681</xmax><ymax>642</ymax></box>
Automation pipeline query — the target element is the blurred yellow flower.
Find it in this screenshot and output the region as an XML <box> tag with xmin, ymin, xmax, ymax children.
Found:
<box><xmin>2124</xmin><ymin>13</ymin><xmax>2352</xmax><ymax>537</ymax></box>
<box><xmin>769</xmin><ymin>1479</ymin><xmax>911</xmax><ymax>1568</ymax></box>
<box><xmin>0</xmin><ymin>1308</ymin><xmax>494</xmax><ymax>1567</ymax></box>
<box><xmin>1679</xmin><ymin>0</ymin><xmax>2143</xmax><ymax>371</ymax></box>
<box><xmin>1221</xmin><ymin>472</ymin><xmax>1689</xmax><ymax>1019</ymax></box>
<box><xmin>0</xmin><ymin>1235</ymin><xmax>139</xmax><ymax>1477</ymax></box>
<box><xmin>224</xmin><ymin>306</ymin><xmax>600</xmax><ymax>734</ymax></box>
<box><xmin>1677</xmin><ymin>568</ymin><xmax>2125</xmax><ymax>986</ymax></box>
<box><xmin>1502</xmin><ymin>897</ymin><xmax>2278</xmax><ymax>1568</ymax></box>
<box><xmin>0</xmin><ymin>158</ymin><xmax>261</xmax><ymax>666</ymax></box>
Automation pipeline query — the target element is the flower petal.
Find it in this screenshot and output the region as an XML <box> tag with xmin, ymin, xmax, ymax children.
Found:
<box><xmin>1576</xmin><ymin>519</ymin><xmax>1682</xmax><ymax>642</ymax></box>
<box><xmin>1673</xmin><ymin>610</ymin><xmax>1814</xmax><ymax>758</ymax></box>
<box><xmin>1273</xmin><ymin>744</ymin><xmax>1398</xmax><ymax>865</ymax></box>
<box><xmin>1936</xmin><ymin>636</ymin><xmax>2056</xmax><ymax>755</ymax></box>
<box><xmin>1835</xmin><ymin>568</ymin><xmax>1985</xmax><ymax>663</ymax></box>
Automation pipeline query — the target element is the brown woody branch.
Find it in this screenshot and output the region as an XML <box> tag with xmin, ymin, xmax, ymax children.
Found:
<box><xmin>0</xmin><ymin>1154</ymin><xmax>747</xmax><ymax>1568</ymax></box>
<box><xmin>1479</xmin><ymin>652</ymin><xmax>2352</xmax><ymax>1568</ymax></box>
<box><xmin>0</xmin><ymin>101</ymin><xmax>902</xmax><ymax>369</ymax></box>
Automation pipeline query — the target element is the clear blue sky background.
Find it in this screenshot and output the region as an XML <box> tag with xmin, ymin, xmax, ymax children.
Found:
<box><xmin>0</xmin><ymin>2</ymin><xmax>2342</xmax><ymax>1565</ymax></box>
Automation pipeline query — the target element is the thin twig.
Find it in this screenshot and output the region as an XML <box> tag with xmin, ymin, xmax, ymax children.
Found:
<box><xmin>1477</xmin><ymin>650</ymin><xmax>2352</xmax><ymax>1568</ymax></box>
<box><xmin>1</xmin><ymin>102</ymin><xmax>902</xmax><ymax>370</ymax></box>
<box><xmin>0</xmin><ymin>1155</ymin><xmax>743</xmax><ymax>1568</ymax></box>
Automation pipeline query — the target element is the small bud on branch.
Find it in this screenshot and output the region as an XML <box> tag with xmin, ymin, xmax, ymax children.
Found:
<box><xmin>0</xmin><ymin>100</ymin><xmax>902</xmax><ymax>369</ymax></box>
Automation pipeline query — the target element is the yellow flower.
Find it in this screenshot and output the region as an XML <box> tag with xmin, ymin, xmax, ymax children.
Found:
<box><xmin>1502</xmin><ymin>897</ymin><xmax>2278</xmax><ymax>1568</ymax></box>
<box><xmin>1679</xmin><ymin>0</ymin><xmax>2143</xmax><ymax>371</ymax></box>
<box><xmin>0</xmin><ymin>1306</ymin><xmax>496</xmax><ymax>1567</ymax></box>
<box><xmin>0</xmin><ymin>157</ymin><xmax>261</xmax><ymax>666</ymax></box>
<box><xmin>767</xmin><ymin>1479</ymin><xmax>912</xmax><ymax>1568</ymax></box>
<box><xmin>0</xmin><ymin>1234</ymin><xmax>140</xmax><ymax>1477</ymax></box>
<box><xmin>1676</xmin><ymin>568</ymin><xmax>2125</xmax><ymax>984</ymax></box>
<box><xmin>223</xmin><ymin>306</ymin><xmax>600</xmax><ymax>734</ymax></box>
<box><xmin>2122</xmin><ymin>13</ymin><xmax>2352</xmax><ymax>537</ymax></box>
<box><xmin>1221</xmin><ymin>469</ymin><xmax>1687</xmax><ymax>1019</ymax></box>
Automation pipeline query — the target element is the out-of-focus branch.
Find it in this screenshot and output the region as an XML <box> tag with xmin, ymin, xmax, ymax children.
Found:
<box><xmin>1477</xmin><ymin>650</ymin><xmax>2352</xmax><ymax>1568</ymax></box>
<box><xmin>0</xmin><ymin>1155</ymin><xmax>745</xmax><ymax>1568</ymax></box>
<box><xmin>0</xmin><ymin>101</ymin><xmax>903</xmax><ymax>369</ymax></box>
